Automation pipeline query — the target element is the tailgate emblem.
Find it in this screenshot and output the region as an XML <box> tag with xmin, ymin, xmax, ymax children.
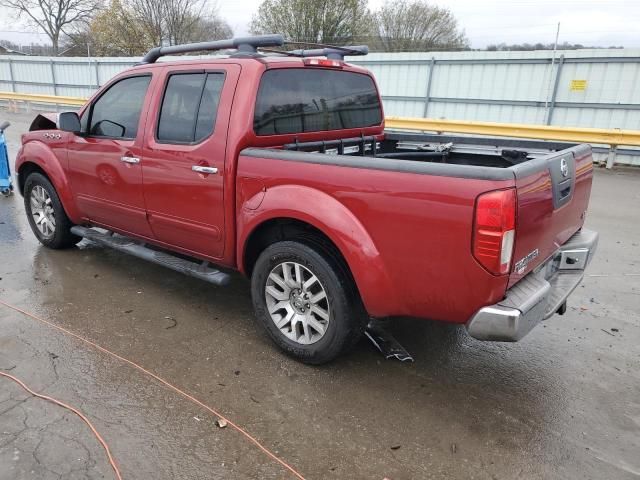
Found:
<box><xmin>514</xmin><ymin>249</ymin><xmax>539</xmax><ymax>274</ymax></box>
<box><xmin>560</xmin><ymin>158</ymin><xmax>569</xmax><ymax>177</ymax></box>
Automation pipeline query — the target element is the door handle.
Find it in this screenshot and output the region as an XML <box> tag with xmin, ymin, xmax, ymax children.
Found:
<box><xmin>120</xmin><ymin>156</ymin><xmax>140</xmax><ymax>164</ymax></box>
<box><xmin>192</xmin><ymin>165</ymin><xmax>218</xmax><ymax>174</ymax></box>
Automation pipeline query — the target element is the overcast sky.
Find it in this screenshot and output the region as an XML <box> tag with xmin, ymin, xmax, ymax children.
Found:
<box><xmin>1</xmin><ymin>0</ymin><xmax>639</xmax><ymax>49</ymax></box>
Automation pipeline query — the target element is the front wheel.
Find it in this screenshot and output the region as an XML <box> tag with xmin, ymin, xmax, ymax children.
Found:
<box><xmin>251</xmin><ymin>241</ymin><xmax>364</xmax><ymax>364</ymax></box>
<box><xmin>24</xmin><ymin>173</ymin><xmax>81</xmax><ymax>249</ymax></box>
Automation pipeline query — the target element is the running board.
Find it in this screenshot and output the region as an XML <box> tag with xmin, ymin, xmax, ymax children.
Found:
<box><xmin>71</xmin><ymin>226</ymin><xmax>231</xmax><ymax>286</ymax></box>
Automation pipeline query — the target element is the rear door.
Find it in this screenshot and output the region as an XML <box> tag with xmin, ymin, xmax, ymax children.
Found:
<box><xmin>508</xmin><ymin>145</ymin><xmax>593</xmax><ymax>286</ymax></box>
<box><xmin>141</xmin><ymin>64</ymin><xmax>240</xmax><ymax>259</ymax></box>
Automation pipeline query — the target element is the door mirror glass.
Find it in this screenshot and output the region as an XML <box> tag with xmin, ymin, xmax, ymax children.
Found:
<box><xmin>57</xmin><ymin>112</ymin><xmax>81</xmax><ymax>134</ymax></box>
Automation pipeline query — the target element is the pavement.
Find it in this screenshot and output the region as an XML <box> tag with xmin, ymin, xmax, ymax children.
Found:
<box><xmin>0</xmin><ymin>111</ymin><xmax>639</xmax><ymax>480</ymax></box>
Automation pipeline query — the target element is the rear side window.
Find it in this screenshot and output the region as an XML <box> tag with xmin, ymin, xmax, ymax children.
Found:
<box><xmin>254</xmin><ymin>69</ymin><xmax>382</xmax><ymax>136</ymax></box>
<box><xmin>157</xmin><ymin>72</ymin><xmax>225</xmax><ymax>143</ymax></box>
<box><xmin>89</xmin><ymin>75</ymin><xmax>151</xmax><ymax>139</ymax></box>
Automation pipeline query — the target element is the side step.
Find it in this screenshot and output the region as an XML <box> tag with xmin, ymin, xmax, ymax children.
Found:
<box><xmin>71</xmin><ymin>226</ymin><xmax>231</xmax><ymax>286</ymax></box>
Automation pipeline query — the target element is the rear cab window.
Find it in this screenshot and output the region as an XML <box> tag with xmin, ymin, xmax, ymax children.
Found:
<box><xmin>253</xmin><ymin>68</ymin><xmax>382</xmax><ymax>136</ymax></box>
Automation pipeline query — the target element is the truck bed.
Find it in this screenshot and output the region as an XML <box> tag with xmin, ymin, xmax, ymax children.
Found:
<box><xmin>239</xmin><ymin>132</ymin><xmax>593</xmax><ymax>323</ymax></box>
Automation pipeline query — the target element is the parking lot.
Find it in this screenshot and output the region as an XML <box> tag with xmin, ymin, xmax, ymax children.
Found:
<box><xmin>0</xmin><ymin>111</ymin><xmax>639</xmax><ymax>479</ymax></box>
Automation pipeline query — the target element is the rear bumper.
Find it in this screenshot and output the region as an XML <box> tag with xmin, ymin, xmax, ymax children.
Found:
<box><xmin>466</xmin><ymin>228</ymin><xmax>599</xmax><ymax>341</ymax></box>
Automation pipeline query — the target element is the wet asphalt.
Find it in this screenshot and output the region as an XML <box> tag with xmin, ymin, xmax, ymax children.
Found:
<box><xmin>0</xmin><ymin>112</ymin><xmax>639</xmax><ymax>480</ymax></box>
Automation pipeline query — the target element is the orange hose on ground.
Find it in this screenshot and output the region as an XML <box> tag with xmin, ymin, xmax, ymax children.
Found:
<box><xmin>0</xmin><ymin>371</ymin><xmax>123</xmax><ymax>480</ymax></box>
<box><xmin>0</xmin><ymin>299</ymin><xmax>306</xmax><ymax>480</ymax></box>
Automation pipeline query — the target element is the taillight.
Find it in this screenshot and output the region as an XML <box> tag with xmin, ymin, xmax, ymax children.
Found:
<box><xmin>473</xmin><ymin>188</ymin><xmax>516</xmax><ymax>275</ymax></box>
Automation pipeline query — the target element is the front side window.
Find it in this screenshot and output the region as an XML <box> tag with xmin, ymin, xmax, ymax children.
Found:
<box><xmin>89</xmin><ymin>75</ymin><xmax>151</xmax><ymax>139</ymax></box>
<box><xmin>254</xmin><ymin>69</ymin><xmax>382</xmax><ymax>136</ymax></box>
<box><xmin>157</xmin><ymin>72</ymin><xmax>225</xmax><ymax>143</ymax></box>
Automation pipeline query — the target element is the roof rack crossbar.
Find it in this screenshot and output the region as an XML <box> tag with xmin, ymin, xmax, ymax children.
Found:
<box><xmin>140</xmin><ymin>34</ymin><xmax>285</xmax><ymax>64</ymax></box>
<box><xmin>287</xmin><ymin>45</ymin><xmax>368</xmax><ymax>60</ymax></box>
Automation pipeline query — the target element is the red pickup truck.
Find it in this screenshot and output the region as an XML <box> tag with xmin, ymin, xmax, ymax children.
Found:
<box><xmin>15</xmin><ymin>35</ymin><xmax>598</xmax><ymax>363</ymax></box>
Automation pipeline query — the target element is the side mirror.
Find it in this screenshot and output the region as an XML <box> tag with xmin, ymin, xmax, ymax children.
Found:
<box><xmin>57</xmin><ymin>112</ymin><xmax>81</xmax><ymax>134</ymax></box>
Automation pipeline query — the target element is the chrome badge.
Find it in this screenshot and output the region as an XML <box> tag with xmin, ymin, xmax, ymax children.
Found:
<box><xmin>560</xmin><ymin>158</ymin><xmax>569</xmax><ymax>177</ymax></box>
<box><xmin>514</xmin><ymin>249</ymin><xmax>539</xmax><ymax>274</ymax></box>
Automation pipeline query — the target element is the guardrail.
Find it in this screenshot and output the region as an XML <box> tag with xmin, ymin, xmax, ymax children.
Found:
<box><xmin>384</xmin><ymin>117</ymin><xmax>639</xmax><ymax>168</ymax></box>
<box><xmin>0</xmin><ymin>91</ymin><xmax>85</xmax><ymax>107</ymax></box>
<box><xmin>385</xmin><ymin>117</ymin><xmax>640</xmax><ymax>147</ymax></box>
<box><xmin>1</xmin><ymin>92</ymin><xmax>638</xmax><ymax>168</ymax></box>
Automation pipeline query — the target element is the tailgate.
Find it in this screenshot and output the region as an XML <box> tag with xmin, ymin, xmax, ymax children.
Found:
<box><xmin>508</xmin><ymin>144</ymin><xmax>594</xmax><ymax>287</ymax></box>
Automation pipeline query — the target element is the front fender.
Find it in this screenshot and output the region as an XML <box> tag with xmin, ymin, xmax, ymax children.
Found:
<box><xmin>238</xmin><ymin>184</ymin><xmax>401</xmax><ymax>317</ymax></box>
<box><xmin>17</xmin><ymin>140</ymin><xmax>81</xmax><ymax>223</ymax></box>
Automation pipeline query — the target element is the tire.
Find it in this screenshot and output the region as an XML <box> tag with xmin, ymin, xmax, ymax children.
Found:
<box><xmin>251</xmin><ymin>240</ymin><xmax>365</xmax><ymax>364</ymax></box>
<box><xmin>24</xmin><ymin>172</ymin><xmax>81</xmax><ymax>249</ymax></box>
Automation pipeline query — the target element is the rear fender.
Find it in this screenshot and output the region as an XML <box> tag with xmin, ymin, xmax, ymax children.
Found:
<box><xmin>238</xmin><ymin>184</ymin><xmax>400</xmax><ymax>317</ymax></box>
<box><xmin>17</xmin><ymin>140</ymin><xmax>81</xmax><ymax>223</ymax></box>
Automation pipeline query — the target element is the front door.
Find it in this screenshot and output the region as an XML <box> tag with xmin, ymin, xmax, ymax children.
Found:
<box><xmin>67</xmin><ymin>74</ymin><xmax>155</xmax><ymax>238</ymax></box>
<box><xmin>141</xmin><ymin>65</ymin><xmax>240</xmax><ymax>259</ymax></box>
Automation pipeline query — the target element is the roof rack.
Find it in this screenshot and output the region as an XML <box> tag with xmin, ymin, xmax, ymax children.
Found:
<box><xmin>139</xmin><ymin>34</ymin><xmax>284</xmax><ymax>64</ymax></box>
<box><xmin>286</xmin><ymin>45</ymin><xmax>368</xmax><ymax>60</ymax></box>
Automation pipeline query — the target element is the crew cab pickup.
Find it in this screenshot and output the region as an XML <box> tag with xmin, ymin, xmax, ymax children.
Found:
<box><xmin>15</xmin><ymin>35</ymin><xmax>598</xmax><ymax>363</ymax></box>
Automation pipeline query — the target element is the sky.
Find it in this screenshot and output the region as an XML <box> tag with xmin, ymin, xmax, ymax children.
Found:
<box><xmin>1</xmin><ymin>0</ymin><xmax>640</xmax><ymax>49</ymax></box>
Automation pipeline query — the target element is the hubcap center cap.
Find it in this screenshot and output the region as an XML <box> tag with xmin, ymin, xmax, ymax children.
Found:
<box><xmin>289</xmin><ymin>289</ymin><xmax>307</xmax><ymax>313</ymax></box>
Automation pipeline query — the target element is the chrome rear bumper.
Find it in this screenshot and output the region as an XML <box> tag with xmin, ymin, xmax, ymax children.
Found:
<box><xmin>466</xmin><ymin>228</ymin><xmax>598</xmax><ymax>341</ymax></box>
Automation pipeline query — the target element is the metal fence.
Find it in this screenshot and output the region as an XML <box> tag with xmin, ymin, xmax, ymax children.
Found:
<box><xmin>1</xmin><ymin>49</ymin><xmax>640</xmax><ymax>165</ymax></box>
<box><xmin>355</xmin><ymin>49</ymin><xmax>640</xmax><ymax>134</ymax></box>
<box><xmin>0</xmin><ymin>56</ymin><xmax>133</xmax><ymax>98</ymax></box>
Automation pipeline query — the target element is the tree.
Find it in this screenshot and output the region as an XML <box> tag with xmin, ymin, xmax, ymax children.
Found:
<box><xmin>64</xmin><ymin>0</ymin><xmax>148</xmax><ymax>56</ymax></box>
<box><xmin>250</xmin><ymin>0</ymin><xmax>371</xmax><ymax>45</ymax></box>
<box><xmin>371</xmin><ymin>0</ymin><xmax>467</xmax><ymax>52</ymax></box>
<box><xmin>485</xmin><ymin>42</ymin><xmax>617</xmax><ymax>51</ymax></box>
<box><xmin>128</xmin><ymin>0</ymin><xmax>232</xmax><ymax>47</ymax></box>
<box><xmin>186</xmin><ymin>16</ymin><xmax>233</xmax><ymax>43</ymax></box>
<box><xmin>63</xmin><ymin>0</ymin><xmax>233</xmax><ymax>56</ymax></box>
<box><xmin>0</xmin><ymin>0</ymin><xmax>100</xmax><ymax>54</ymax></box>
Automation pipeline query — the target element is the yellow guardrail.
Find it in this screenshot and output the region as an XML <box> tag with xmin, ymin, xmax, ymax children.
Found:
<box><xmin>0</xmin><ymin>91</ymin><xmax>86</xmax><ymax>107</ymax></box>
<box><xmin>1</xmin><ymin>92</ymin><xmax>638</xmax><ymax>166</ymax></box>
<box><xmin>385</xmin><ymin>116</ymin><xmax>640</xmax><ymax>148</ymax></box>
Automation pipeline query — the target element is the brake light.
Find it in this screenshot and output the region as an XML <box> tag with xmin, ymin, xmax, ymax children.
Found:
<box><xmin>303</xmin><ymin>58</ymin><xmax>343</xmax><ymax>68</ymax></box>
<box><xmin>473</xmin><ymin>188</ymin><xmax>516</xmax><ymax>275</ymax></box>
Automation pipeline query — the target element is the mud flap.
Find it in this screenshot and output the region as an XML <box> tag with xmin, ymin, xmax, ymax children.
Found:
<box><xmin>365</xmin><ymin>319</ymin><xmax>414</xmax><ymax>362</ymax></box>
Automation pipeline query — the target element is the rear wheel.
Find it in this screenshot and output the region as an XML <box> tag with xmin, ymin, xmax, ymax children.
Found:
<box><xmin>24</xmin><ymin>173</ymin><xmax>81</xmax><ymax>249</ymax></box>
<box><xmin>251</xmin><ymin>241</ymin><xmax>365</xmax><ymax>364</ymax></box>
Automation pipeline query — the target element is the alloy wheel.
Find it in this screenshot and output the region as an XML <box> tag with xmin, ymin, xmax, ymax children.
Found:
<box><xmin>30</xmin><ymin>185</ymin><xmax>56</xmax><ymax>238</ymax></box>
<box><xmin>265</xmin><ymin>261</ymin><xmax>331</xmax><ymax>345</ymax></box>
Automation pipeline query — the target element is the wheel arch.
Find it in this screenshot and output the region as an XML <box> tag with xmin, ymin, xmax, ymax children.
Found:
<box><xmin>18</xmin><ymin>161</ymin><xmax>47</xmax><ymax>195</ymax></box>
<box><xmin>17</xmin><ymin>144</ymin><xmax>81</xmax><ymax>223</ymax></box>
<box><xmin>238</xmin><ymin>185</ymin><xmax>401</xmax><ymax>317</ymax></box>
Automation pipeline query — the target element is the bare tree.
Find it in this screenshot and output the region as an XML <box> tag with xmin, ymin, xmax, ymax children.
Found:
<box><xmin>64</xmin><ymin>0</ymin><xmax>149</xmax><ymax>56</ymax></box>
<box><xmin>0</xmin><ymin>0</ymin><xmax>100</xmax><ymax>54</ymax></box>
<box><xmin>165</xmin><ymin>0</ymin><xmax>204</xmax><ymax>45</ymax></box>
<box><xmin>186</xmin><ymin>15</ymin><xmax>233</xmax><ymax>43</ymax></box>
<box><xmin>250</xmin><ymin>0</ymin><xmax>371</xmax><ymax>45</ymax></box>
<box><xmin>129</xmin><ymin>0</ymin><xmax>231</xmax><ymax>46</ymax></box>
<box><xmin>372</xmin><ymin>0</ymin><xmax>467</xmax><ymax>52</ymax></box>
<box><xmin>63</xmin><ymin>0</ymin><xmax>233</xmax><ymax>56</ymax></box>
<box><xmin>129</xmin><ymin>0</ymin><xmax>164</xmax><ymax>47</ymax></box>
